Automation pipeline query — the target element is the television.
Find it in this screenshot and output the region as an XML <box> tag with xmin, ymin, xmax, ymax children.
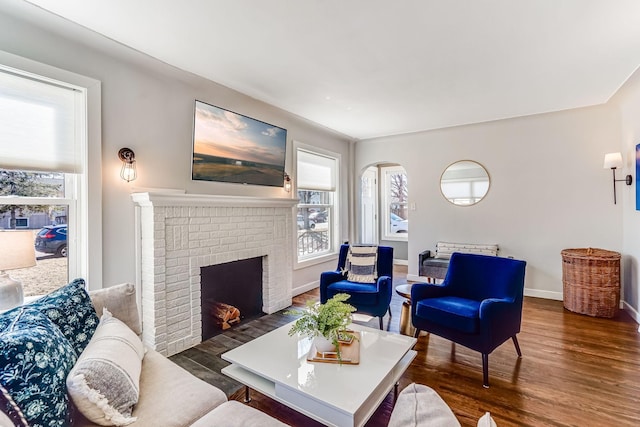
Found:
<box><xmin>192</xmin><ymin>100</ymin><xmax>287</xmax><ymax>187</ymax></box>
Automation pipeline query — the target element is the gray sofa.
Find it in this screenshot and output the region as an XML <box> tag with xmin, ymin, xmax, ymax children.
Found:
<box><xmin>0</xmin><ymin>279</ymin><xmax>286</xmax><ymax>427</ymax></box>
<box><xmin>81</xmin><ymin>283</ymin><xmax>288</xmax><ymax>427</ymax></box>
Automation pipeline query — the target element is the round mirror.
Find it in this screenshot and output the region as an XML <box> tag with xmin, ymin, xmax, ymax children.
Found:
<box><xmin>440</xmin><ymin>160</ymin><xmax>490</xmax><ymax>206</ymax></box>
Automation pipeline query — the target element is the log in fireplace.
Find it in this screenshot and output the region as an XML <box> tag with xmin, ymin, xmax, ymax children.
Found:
<box><xmin>200</xmin><ymin>257</ymin><xmax>264</xmax><ymax>341</ymax></box>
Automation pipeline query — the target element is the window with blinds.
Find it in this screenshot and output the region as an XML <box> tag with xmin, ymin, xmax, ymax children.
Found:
<box><xmin>0</xmin><ymin>69</ymin><xmax>83</xmax><ymax>173</ymax></box>
<box><xmin>0</xmin><ymin>66</ymin><xmax>87</xmax><ymax>296</ymax></box>
<box><xmin>296</xmin><ymin>148</ymin><xmax>339</xmax><ymax>261</ymax></box>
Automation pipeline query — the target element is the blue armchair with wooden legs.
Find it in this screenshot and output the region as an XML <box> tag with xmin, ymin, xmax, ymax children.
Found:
<box><xmin>320</xmin><ymin>244</ymin><xmax>394</xmax><ymax>330</ymax></box>
<box><xmin>411</xmin><ymin>252</ymin><xmax>526</xmax><ymax>387</ymax></box>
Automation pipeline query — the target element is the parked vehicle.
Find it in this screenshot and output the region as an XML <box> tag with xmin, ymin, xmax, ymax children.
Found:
<box><xmin>35</xmin><ymin>224</ymin><xmax>67</xmax><ymax>257</ymax></box>
<box><xmin>309</xmin><ymin>210</ymin><xmax>327</xmax><ymax>223</ymax></box>
<box><xmin>310</xmin><ymin>221</ymin><xmax>328</xmax><ymax>231</ymax></box>
<box><xmin>390</xmin><ymin>213</ymin><xmax>408</xmax><ymax>233</ymax></box>
<box><xmin>297</xmin><ymin>214</ymin><xmax>317</xmax><ymax>230</ymax></box>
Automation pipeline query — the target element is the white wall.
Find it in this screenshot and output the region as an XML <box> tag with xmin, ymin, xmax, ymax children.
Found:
<box><xmin>0</xmin><ymin>3</ymin><xmax>350</xmax><ymax>292</ymax></box>
<box><xmin>380</xmin><ymin>240</ymin><xmax>408</xmax><ymax>261</ymax></box>
<box><xmin>610</xmin><ymin>66</ymin><xmax>640</xmax><ymax>323</ymax></box>
<box><xmin>355</xmin><ymin>105</ymin><xmax>623</xmax><ymax>299</ymax></box>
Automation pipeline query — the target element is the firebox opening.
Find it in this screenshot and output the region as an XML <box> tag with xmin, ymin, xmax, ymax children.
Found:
<box><xmin>200</xmin><ymin>257</ymin><xmax>264</xmax><ymax>341</ymax></box>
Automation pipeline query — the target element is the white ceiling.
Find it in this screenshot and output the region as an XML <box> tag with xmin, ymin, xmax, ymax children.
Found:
<box><xmin>19</xmin><ymin>0</ymin><xmax>640</xmax><ymax>140</ymax></box>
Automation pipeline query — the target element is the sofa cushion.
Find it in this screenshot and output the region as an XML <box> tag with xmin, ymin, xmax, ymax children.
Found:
<box><xmin>0</xmin><ymin>308</ymin><xmax>77</xmax><ymax>427</ymax></box>
<box><xmin>415</xmin><ymin>297</ymin><xmax>480</xmax><ymax>334</ymax></box>
<box><xmin>0</xmin><ymin>407</ymin><xmax>20</xmax><ymax>427</ymax></box>
<box><xmin>88</xmin><ymin>284</ymin><xmax>141</xmax><ymax>336</ymax></box>
<box><xmin>75</xmin><ymin>349</ymin><xmax>227</xmax><ymax>427</ymax></box>
<box><xmin>67</xmin><ymin>309</ymin><xmax>145</xmax><ymax>426</ymax></box>
<box><xmin>27</xmin><ymin>278</ymin><xmax>100</xmax><ymax>355</ymax></box>
<box><xmin>388</xmin><ymin>383</ymin><xmax>460</xmax><ymax>427</ymax></box>
<box><xmin>190</xmin><ymin>401</ymin><xmax>290</xmax><ymax>427</ymax></box>
<box><xmin>133</xmin><ymin>350</ymin><xmax>227</xmax><ymax>427</ymax></box>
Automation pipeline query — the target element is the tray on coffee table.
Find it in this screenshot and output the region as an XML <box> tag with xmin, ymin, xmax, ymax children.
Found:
<box><xmin>307</xmin><ymin>331</ymin><xmax>360</xmax><ymax>365</ymax></box>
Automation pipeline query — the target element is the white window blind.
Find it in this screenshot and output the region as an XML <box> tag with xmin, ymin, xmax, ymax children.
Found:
<box><xmin>0</xmin><ymin>69</ymin><xmax>82</xmax><ymax>173</ymax></box>
<box><xmin>297</xmin><ymin>150</ymin><xmax>336</xmax><ymax>191</ymax></box>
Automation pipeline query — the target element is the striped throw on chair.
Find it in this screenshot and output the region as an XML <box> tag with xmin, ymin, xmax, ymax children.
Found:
<box><xmin>344</xmin><ymin>245</ymin><xmax>378</xmax><ymax>283</ymax></box>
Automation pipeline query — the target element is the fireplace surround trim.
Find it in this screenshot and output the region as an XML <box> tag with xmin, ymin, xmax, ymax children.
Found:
<box><xmin>131</xmin><ymin>191</ymin><xmax>297</xmax><ymax>356</ymax></box>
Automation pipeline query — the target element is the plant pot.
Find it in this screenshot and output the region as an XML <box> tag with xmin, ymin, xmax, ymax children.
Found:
<box><xmin>313</xmin><ymin>336</ymin><xmax>336</xmax><ymax>353</ymax></box>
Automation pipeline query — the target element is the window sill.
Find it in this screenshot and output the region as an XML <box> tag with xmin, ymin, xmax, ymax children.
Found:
<box><xmin>294</xmin><ymin>252</ymin><xmax>338</xmax><ymax>270</ymax></box>
<box><xmin>382</xmin><ymin>235</ymin><xmax>408</xmax><ymax>242</ymax></box>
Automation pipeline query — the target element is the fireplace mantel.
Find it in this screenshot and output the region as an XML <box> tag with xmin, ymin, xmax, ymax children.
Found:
<box><xmin>131</xmin><ymin>191</ymin><xmax>299</xmax><ymax>208</ymax></box>
<box><xmin>131</xmin><ymin>191</ymin><xmax>296</xmax><ymax>356</ymax></box>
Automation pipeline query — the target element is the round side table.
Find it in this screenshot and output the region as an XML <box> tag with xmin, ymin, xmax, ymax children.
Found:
<box><xmin>395</xmin><ymin>284</ymin><xmax>415</xmax><ymax>336</ymax></box>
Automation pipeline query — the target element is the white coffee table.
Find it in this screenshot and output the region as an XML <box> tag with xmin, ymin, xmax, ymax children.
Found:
<box><xmin>221</xmin><ymin>322</ymin><xmax>417</xmax><ymax>427</ymax></box>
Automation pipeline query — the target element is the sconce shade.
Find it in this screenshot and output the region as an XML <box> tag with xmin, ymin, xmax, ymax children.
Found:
<box><xmin>0</xmin><ymin>230</ymin><xmax>36</xmax><ymax>271</ymax></box>
<box><xmin>603</xmin><ymin>152</ymin><xmax>623</xmax><ymax>169</ymax></box>
<box><xmin>284</xmin><ymin>173</ymin><xmax>292</xmax><ymax>192</ymax></box>
<box><xmin>118</xmin><ymin>148</ymin><xmax>137</xmax><ymax>182</ymax></box>
<box><xmin>0</xmin><ymin>230</ymin><xmax>36</xmax><ymax>310</ymax></box>
<box><xmin>603</xmin><ymin>152</ymin><xmax>633</xmax><ymax>204</ymax></box>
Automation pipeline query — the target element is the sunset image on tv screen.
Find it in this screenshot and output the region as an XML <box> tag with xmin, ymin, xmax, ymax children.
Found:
<box><xmin>192</xmin><ymin>100</ymin><xmax>287</xmax><ymax>187</ymax></box>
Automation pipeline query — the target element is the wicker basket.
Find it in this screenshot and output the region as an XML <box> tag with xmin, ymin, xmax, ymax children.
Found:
<box><xmin>561</xmin><ymin>248</ymin><xmax>621</xmax><ymax>318</ymax></box>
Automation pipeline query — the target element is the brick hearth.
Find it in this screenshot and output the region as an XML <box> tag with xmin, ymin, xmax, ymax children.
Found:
<box><xmin>132</xmin><ymin>192</ymin><xmax>297</xmax><ymax>356</ymax></box>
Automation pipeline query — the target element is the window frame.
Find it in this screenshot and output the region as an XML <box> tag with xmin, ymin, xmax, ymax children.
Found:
<box><xmin>0</xmin><ymin>50</ymin><xmax>102</xmax><ymax>291</ymax></box>
<box><xmin>381</xmin><ymin>165</ymin><xmax>408</xmax><ymax>242</ymax></box>
<box><xmin>293</xmin><ymin>142</ymin><xmax>340</xmax><ymax>268</ymax></box>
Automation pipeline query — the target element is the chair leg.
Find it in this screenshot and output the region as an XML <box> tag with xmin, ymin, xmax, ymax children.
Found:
<box><xmin>379</xmin><ymin>316</ymin><xmax>383</xmax><ymax>330</ymax></box>
<box><xmin>482</xmin><ymin>353</ymin><xmax>489</xmax><ymax>388</ymax></box>
<box><xmin>413</xmin><ymin>328</ymin><xmax>421</xmax><ymax>338</ymax></box>
<box><xmin>388</xmin><ymin>306</ymin><xmax>392</xmax><ymax>318</ymax></box>
<box><xmin>512</xmin><ymin>335</ymin><xmax>522</xmax><ymax>357</ymax></box>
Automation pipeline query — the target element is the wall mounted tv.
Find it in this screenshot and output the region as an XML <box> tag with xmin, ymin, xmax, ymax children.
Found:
<box><xmin>192</xmin><ymin>100</ymin><xmax>287</xmax><ymax>187</ymax></box>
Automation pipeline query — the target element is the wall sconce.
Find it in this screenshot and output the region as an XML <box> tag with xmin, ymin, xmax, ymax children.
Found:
<box><xmin>118</xmin><ymin>148</ymin><xmax>137</xmax><ymax>182</ymax></box>
<box><xmin>0</xmin><ymin>230</ymin><xmax>36</xmax><ymax>310</ymax></box>
<box><xmin>284</xmin><ymin>173</ymin><xmax>292</xmax><ymax>193</ymax></box>
<box><xmin>603</xmin><ymin>152</ymin><xmax>632</xmax><ymax>204</ymax></box>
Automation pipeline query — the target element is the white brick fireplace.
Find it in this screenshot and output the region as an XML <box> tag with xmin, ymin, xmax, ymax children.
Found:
<box><xmin>132</xmin><ymin>192</ymin><xmax>297</xmax><ymax>356</ymax></box>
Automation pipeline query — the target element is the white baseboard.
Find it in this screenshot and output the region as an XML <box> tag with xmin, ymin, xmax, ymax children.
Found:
<box><xmin>291</xmin><ymin>280</ymin><xmax>319</xmax><ymax>297</ymax></box>
<box><xmin>394</xmin><ymin>259</ymin><xmax>408</xmax><ymax>266</ymax></box>
<box><xmin>622</xmin><ymin>301</ymin><xmax>640</xmax><ymax>330</ymax></box>
<box><xmin>523</xmin><ymin>288</ymin><xmax>563</xmax><ymax>301</ymax></box>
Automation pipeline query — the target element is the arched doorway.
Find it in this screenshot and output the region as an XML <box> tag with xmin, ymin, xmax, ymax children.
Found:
<box><xmin>359</xmin><ymin>163</ymin><xmax>409</xmax><ymax>262</ymax></box>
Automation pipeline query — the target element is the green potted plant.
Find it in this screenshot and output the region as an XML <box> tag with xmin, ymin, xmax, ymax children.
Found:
<box><xmin>287</xmin><ymin>293</ymin><xmax>356</xmax><ymax>357</ymax></box>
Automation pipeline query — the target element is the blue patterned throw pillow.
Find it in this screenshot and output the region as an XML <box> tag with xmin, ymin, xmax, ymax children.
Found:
<box><xmin>0</xmin><ymin>308</ymin><xmax>78</xmax><ymax>427</ymax></box>
<box><xmin>28</xmin><ymin>279</ymin><xmax>99</xmax><ymax>356</ymax></box>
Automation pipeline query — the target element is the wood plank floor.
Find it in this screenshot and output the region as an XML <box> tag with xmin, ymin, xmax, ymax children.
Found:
<box><xmin>171</xmin><ymin>267</ymin><xmax>640</xmax><ymax>426</ymax></box>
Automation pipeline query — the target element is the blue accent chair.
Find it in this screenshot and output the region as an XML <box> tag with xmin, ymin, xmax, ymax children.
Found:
<box><xmin>411</xmin><ymin>252</ymin><xmax>526</xmax><ymax>387</ymax></box>
<box><xmin>320</xmin><ymin>244</ymin><xmax>394</xmax><ymax>330</ymax></box>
